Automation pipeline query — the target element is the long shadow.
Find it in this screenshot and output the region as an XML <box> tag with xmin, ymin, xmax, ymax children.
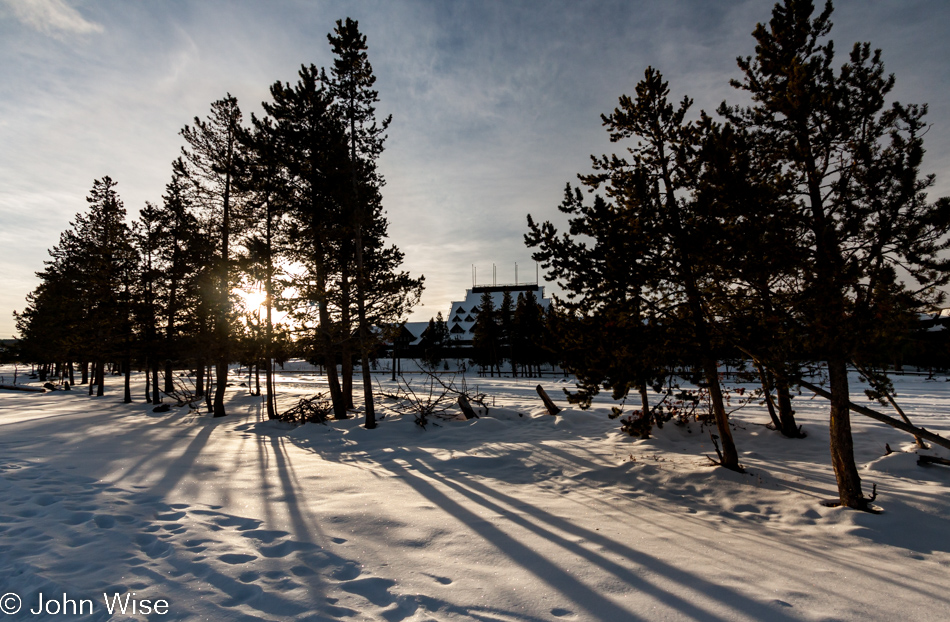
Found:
<box><xmin>145</xmin><ymin>417</ymin><xmax>219</xmax><ymax>498</ymax></box>
<box><xmin>0</xmin><ymin>392</ymin><xmax>212</xmax><ymax>484</ymax></box>
<box><xmin>503</xmin><ymin>441</ymin><xmax>950</xmax><ymax>602</ymax></box>
<box><xmin>382</xmin><ymin>458</ymin><xmax>652</xmax><ymax>621</ymax></box>
<box><xmin>400</xmin><ymin>456</ymin><xmax>807</xmax><ymax>622</ymax></box>
<box><xmin>250</xmin><ymin>415</ymin><xmax>573</xmax><ymax>621</ymax></box>
<box><xmin>432</xmin><ymin>453</ymin><xmax>950</xmax><ymax>610</ymax></box>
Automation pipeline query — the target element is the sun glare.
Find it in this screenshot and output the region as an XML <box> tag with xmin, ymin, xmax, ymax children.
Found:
<box><xmin>237</xmin><ymin>288</ymin><xmax>268</xmax><ymax>310</ymax></box>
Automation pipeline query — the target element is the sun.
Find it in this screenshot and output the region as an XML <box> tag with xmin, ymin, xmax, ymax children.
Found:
<box><xmin>234</xmin><ymin>287</ymin><xmax>267</xmax><ymax>311</ymax></box>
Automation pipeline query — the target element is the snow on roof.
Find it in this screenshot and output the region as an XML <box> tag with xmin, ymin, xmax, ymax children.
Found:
<box><xmin>448</xmin><ymin>285</ymin><xmax>551</xmax><ymax>318</ymax></box>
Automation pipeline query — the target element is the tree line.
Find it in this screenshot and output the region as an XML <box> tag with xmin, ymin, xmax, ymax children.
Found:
<box><xmin>526</xmin><ymin>0</ymin><xmax>950</xmax><ymax>511</ymax></box>
<box><xmin>14</xmin><ymin>18</ymin><xmax>422</xmax><ymax>429</ymax></box>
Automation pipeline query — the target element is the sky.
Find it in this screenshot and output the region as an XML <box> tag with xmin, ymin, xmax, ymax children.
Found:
<box><xmin>1</xmin><ymin>0</ymin><xmax>949</xmax><ymax>338</ymax></box>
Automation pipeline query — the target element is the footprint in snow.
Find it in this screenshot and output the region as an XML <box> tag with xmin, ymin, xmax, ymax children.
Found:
<box><xmin>219</xmin><ymin>553</ymin><xmax>257</xmax><ymax>565</ymax></box>
<box><xmin>733</xmin><ymin>503</ymin><xmax>759</xmax><ymax>513</ymax></box>
<box><xmin>291</xmin><ymin>565</ymin><xmax>316</xmax><ymax>577</ymax></box>
<box><xmin>259</xmin><ymin>539</ymin><xmax>318</xmax><ymax>558</ymax></box>
<box><xmin>331</xmin><ymin>561</ymin><xmax>362</xmax><ymax>581</ymax></box>
<box><xmin>241</xmin><ymin>528</ymin><xmax>290</xmax><ymax>544</ymax></box>
<box><xmin>340</xmin><ymin>577</ymin><xmax>397</xmax><ymax>607</ymax></box>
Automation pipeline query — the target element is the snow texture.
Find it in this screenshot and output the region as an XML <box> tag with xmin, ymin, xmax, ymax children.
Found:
<box><xmin>0</xmin><ymin>364</ymin><xmax>948</xmax><ymax>621</ymax></box>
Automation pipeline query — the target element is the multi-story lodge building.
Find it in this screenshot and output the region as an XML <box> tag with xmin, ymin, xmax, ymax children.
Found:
<box><xmin>444</xmin><ymin>283</ymin><xmax>551</xmax><ymax>347</ymax></box>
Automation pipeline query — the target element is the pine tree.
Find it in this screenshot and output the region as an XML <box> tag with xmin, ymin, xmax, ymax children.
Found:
<box><xmin>721</xmin><ymin>0</ymin><xmax>950</xmax><ymax>508</ymax></box>
<box><xmin>696</xmin><ymin>122</ymin><xmax>805</xmax><ymax>438</ymax></box>
<box><xmin>179</xmin><ymin>95</ymin><xmax>245</xmax><ymax>417</ymax></box>
<box><xmin>499</xmin><ymin>290</ymin><xmax>515</xmax><ymax>377</ymax></box>
<box><xmin>20</xmin><ymin>177</ymin><xmax>136</xmax><ymax>397</ymax></box>
<box><xmin>138</xmin><ymin>164</ymin><xmax>211</xmax><ymax>404</ymax></box>
<box><xmin>471</xmin><ymin>292</ymin><xmax>500</xmax><ymax>377</ymax></box>
<box><xmin>326</xmin><ymin>17</ymin><xmax>394</xmax><ymax>430</ymax></box>
<box><xmin>527</xmin><ymin>70</ymin><xmax>737</xmax><ymax>454</ymax></box>
<box><xmin>512</xmin><ymin>291</ymin><xmax>546</xmax><ymax>377</ymax></box>
<box><xmin>134</xmin><ymin>202</ymin><xmax>164</xmax><ymax>403</ymax></box>
<box><xmin>260</xmin><ymin>64</ymin><xmax>351</xmax><ymax>419</ymax></box>
<box><xmin>420</xmin><ymin>311</ymin><xmax>451</xmax><ymax>369</ymax></box>
<box><xmin>239</xmin><ymin>116</ymin><xmax>291</xmax><ymax>419</ymax></box>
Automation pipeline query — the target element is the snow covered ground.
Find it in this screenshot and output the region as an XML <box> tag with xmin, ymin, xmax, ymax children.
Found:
<box><xmin>0</xmin><ymin>364</ymin><xmax>948</xmax><ymax>621</ymax></box>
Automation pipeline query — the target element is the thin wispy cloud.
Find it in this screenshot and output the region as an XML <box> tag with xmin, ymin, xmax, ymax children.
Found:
<box><xmin>2</xmin><ymin>0</ymin><xmax>102</xmax><ymax>37</ymax></box>
<box><xmin>0</xmin><ymin>0</ymin><xmax>948</xmax><ymax>336</ymax></box>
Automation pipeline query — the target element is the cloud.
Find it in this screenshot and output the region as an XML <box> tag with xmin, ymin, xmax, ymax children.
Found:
<box><xmin>3</xmin><ymin>0</ymin><xmax>103</xmax><ymax>37</ymax></box>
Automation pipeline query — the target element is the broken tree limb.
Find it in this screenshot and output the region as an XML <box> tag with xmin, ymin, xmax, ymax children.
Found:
<box><xmin>457</xmin><ymin>395</ymin><xmax>479</xmax><ymax>420</ymax></box>
<box><xmin>798</xmin><ymin>379</ymin><xmax>950</xmax><ymax>452</ymax></box>
<box><xmin>918</xmin><ymin>455</ymin><xmax>950</xmax><ymax>467</ymax></box>
<box><xmin>852</xmin><ymin>362</ymin><xmax>927</xmax><ymax>449</ymax></box>
<box><xmin>0</xmin><ymin>384</ymin><xmax>46</xmax><ymax>393</ymax></box>
<box><xmin>536</xmin><ymin>385</ymin><xmax>561</xmax><ymax>416</ymax></box>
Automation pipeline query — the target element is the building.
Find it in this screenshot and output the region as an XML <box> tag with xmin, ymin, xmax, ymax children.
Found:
<box><xmin>445</xmin><ymin>283</ymin><xmax>551</xmax><ymax>347</ymax></box>
<box><xmin>381</xmin><ymin>282</ymin><xmax>552</xmax><ymax>357</ymax></box>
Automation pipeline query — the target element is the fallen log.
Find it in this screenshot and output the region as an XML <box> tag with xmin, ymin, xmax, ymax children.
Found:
<box><xmin>798</xmin><ymin>379</ymin><xmax>950</xmax><ymax>452</ymax></box>
<box><xmin>918</xmin><ymin>455</ymin><xmax>950</xmax><ymax>467</ymax></box>
<box><xmin>0</xmin><ymin>384</ymin><xmax>46</xmax><ymax>393</ymax></box>
<box><xmin>536</xmin><ymin>385</ymin><xmax>561</xmax><ymax>416</ymax></box>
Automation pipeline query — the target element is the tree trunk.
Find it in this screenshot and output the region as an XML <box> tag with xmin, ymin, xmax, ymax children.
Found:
<box><xmin>164</xmin><ymin>359</ymin><xmax>174</xmax><ymax>394</ymax></box>
<box><xmin>827</xmin><ymin>358</ymin><xmax>867</xmax><ymax>509</ymax></box>
<box><xmin>81</xmin><ymin>361</ymin><xmax>88</xmax><ymax>385</ymax></box>
<box><xmin>703</xmin><ymin>356</ymin><xmax>740</xmax><ymax>471</ymax></box>
<box><xmin>342</xmin><ymin>346</ymin><xmax>355</xmax><ymax>409</ymax></box>
<box><xmin>96</xmin><ymin>360</ymin><xmax>105</xmax><ymax>397</ymax></box>
<box><xmin>314</xmin><ymin>262</ymin><xmax>346</xmax><ymax>418</ymax></box>
<box><xmin>341</xmin><ymin>262</ymin><xmax>355</xmax><ymax>410</ymax></box>
<box><xmin>205</xmin><ymin>364</ymin><xmax>213</xmax><ymax>412</ymax></box>
<box><xmin>265</xmin><ymin>357</ymin><xmax>276</xmax><ymax>419</ymax></box>
<box><xmin>458</xmin><ymin>395</ymin><xmax>479</xmax><ymax>419</ymax></box>
<box><xmin>775</xmin><ymin>376</ymin><xmax>802</xmax><ymax>438</ymax></box>
<box><xmin>355</xmin><ymin>233</ymin><xmax>376</xmax><ymax>429</ymax></box>
<box><xmin>213</xmin><ymin>359</ymin><xmax>228</xmax><ymax>417</ymax></box>
<box><xmin>326</xmin><ymin>355</ymin><xmax>345</xmax><ymax>418</ymax></box>
<box><xmin>640</xmin><ymin>384</ymin><xmax>659</xmax><ymax>428</ymax></box>
<box><xmin>123</xmin><ymin>356</ymin><xmax>132</xmax><ymax>403</ymax></box>
<box><xmin>264</xmin><ymin>234</ymin><xmax>276</xmax><ymax>418</ymax></box>
<box><xmin>391</xmin><ymin>342</ymin><xmax>397</xmax><ymax>382</ymax></box>
<box><xmin>152</xmin><ymin>362</ymin><xmax>161</xmax><ymax>404</ymax></box>
<box><xmin>145</xmin><ymin>358</ymin><xmax>152</xmax><ymax>403</ymax></box>
<box><xmin>195</xmin><ymin>359</ymin><xmax>205</xmax><ymax>398</ymax></box>
<box><xmin>757</xmin><ymin>363</ymin><xmax>783</xmax><ymax>430</ymax></box>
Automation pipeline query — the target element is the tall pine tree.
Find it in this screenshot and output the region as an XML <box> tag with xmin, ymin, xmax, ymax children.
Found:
<box><xmin>180</xmin><ymin>95</ymin><xmax>245</xmax><ymax>417</ymax></box>
<box><xmin>720</xmin><ymin>0</ymin><xmax>950</xmax><ymax>508</ymax></box>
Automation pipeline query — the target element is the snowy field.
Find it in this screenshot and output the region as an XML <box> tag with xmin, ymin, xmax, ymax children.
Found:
<box><xmin>1</xmin><ymin>363</ymin><xmax>948</xmax><ymax>621</ymax></box>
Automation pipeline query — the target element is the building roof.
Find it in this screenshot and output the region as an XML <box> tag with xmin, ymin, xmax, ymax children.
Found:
<box><xmin>447</xmin><ymin>284</ymin><xmax>551</xmax><ymax>343</ymax></box>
